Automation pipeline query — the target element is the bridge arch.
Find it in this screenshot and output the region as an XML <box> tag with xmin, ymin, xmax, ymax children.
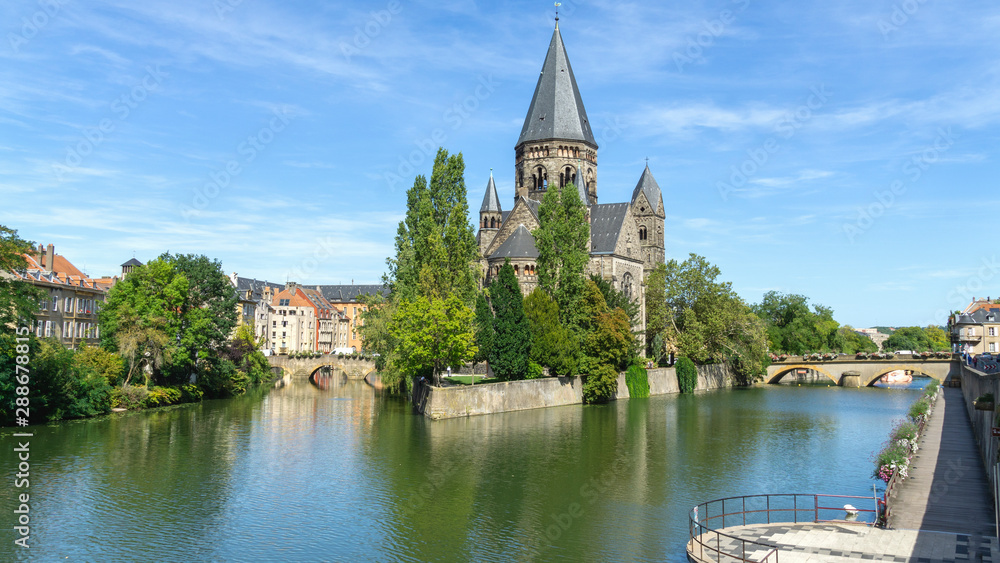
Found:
<box><xmin>766</xmin><ymin>364</ymin><xmax>838</xmax><ymax>386</ymax></box>
<box><xmin>864</xmin><ymin>365</ymin><xmax>946</xmax><ymax>388</ymax></box>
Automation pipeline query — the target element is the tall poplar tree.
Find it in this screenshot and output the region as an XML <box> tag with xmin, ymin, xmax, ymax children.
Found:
<box><xmin>488</xmin><ymin>261</ymin><xmax>531</xmax><ymax>381</ymax></box>
<box><xmin>533</xmin><ymin>183</ymin><xmax>590</xmax><ymax>328</ymax></box>
<box><xmin>369</xmin><ymin>147</ymin><xmax>480</xmax><ymax>390</ymax></box>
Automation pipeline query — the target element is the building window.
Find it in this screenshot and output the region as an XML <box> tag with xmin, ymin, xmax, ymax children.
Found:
<box><xmin>991</xmin><ymin>342</ymin><xmax>998</xmax><ymax>353</ymax></box>
<box><xmin>52</xmin><ymin>298</ymin><xmax>58</xmax><ymax>312</ymax></box>
<box><xmin>991</xmin><ymin>327</ymin><xmax>997</xmax><ymax>337</ymax></box>
<box><xmin>45</xmin><ymin>321</ymin><xmax>51</xmax><ymax>337</ymax></box>
<box><xmin>273</xmin><ymin>321</ymin><xmax>277</xmax><ymax>327</ymax></box>
<box><xmin>36</xmin><ymin>321</ymin><xmax>43</xmax><ymax>337</ymax></box>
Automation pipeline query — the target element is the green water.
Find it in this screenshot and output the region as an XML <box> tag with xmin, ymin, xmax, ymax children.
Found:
<box><xmin>0</xmin><ymin>375</ymin><xmax>923</xmax><ymax>562</ymax></box>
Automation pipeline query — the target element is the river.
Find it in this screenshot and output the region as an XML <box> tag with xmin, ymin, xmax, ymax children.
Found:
<box><xmin>0</xmin><ymin>374</ymin><xmax>925</xmax><ymax>562</ymax></box>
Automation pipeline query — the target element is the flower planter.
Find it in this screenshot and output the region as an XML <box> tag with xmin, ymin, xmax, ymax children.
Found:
<box><xmin>975</xmin><ymin>401</ymin><xmax>995</xmax><ymax>411</ymax></box>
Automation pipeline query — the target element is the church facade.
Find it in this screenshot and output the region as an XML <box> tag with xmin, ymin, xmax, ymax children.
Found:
<box><xmin>475</xmin><ymin>21</ymin><xmax>666</xmax><ymax>334</ymax></box>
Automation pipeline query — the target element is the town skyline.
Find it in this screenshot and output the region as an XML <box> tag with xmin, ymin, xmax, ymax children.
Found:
<box><xmin>2</xmin><ymin>1</ymin><xmax>998</xmax><ymax>327</ymax></box>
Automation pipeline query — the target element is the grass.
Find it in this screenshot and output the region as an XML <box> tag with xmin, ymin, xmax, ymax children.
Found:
<box><xmin>443</xmin><ymin>375</ymin><xmax>500</xmax><ymax>385</ymax></box>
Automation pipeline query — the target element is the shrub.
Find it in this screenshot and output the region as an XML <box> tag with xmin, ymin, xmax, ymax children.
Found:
<box><xmin>676</xmin><ymin>356</ymin><xmax>697</xmax><ymax>394</ymax></box>
<box><xmin>143</xmin><ymin>386</ymin><xmax>182</xmax><ymax>408</ymax></box>
<box><xmin>180</xmin><ymin>384</ymin><xmax>204</xmax><ymax>402</ymax></box>
<box><xmin>909</xmin><ymin>397</ymin><xmax>930</xmax><ymax>422</ymax></box>
<box><xmin>111</xmin><ymin>384</ymin><xmax>149</xmax><ymax>410</ymax></box>
<box><xmin>625</xmin><ymin>364</ymin><xmax>650</xmax><ymax>398</ymax></box>
<box><xmin>583</xmin><ymin>363</ymin><xmax>618</xmax><ymax>404</ymax></box>
<box><xmin>526</xmin><ymin>361</ymin><xmax>544</xmax><ymax>380</ymax></box>
<box><xmin>923</xmin><ymin>380</ymin><xmax>940</xmax><ymax>397</ymax></box>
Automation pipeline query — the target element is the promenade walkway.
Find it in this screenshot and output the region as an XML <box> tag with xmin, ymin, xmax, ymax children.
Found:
<box><xmin>890</xmin><ymin>387</ymin><xmax>995</xmax><ymax>536</ymax></box>
<box><xmin>688</xmin><ymin>523</ymin><xmax>997</xmax><ymax>562</ymax></box>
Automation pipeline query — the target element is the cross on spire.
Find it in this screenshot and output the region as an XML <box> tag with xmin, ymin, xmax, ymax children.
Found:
<box><xmin>555</xmin><ymin>2</ymin><xmax>561</xmax><ymax>27</ymax></box>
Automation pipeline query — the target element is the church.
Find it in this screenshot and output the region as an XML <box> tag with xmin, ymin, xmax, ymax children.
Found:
<box><xmin>476</xmin><ymin>19</ymin><xmax>666</xmax><ymax>334</ymax></box>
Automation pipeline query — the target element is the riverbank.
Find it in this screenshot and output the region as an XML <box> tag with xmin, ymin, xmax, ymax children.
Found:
<box><xmin>416</xmin><ymin>363</ymin><xmax>733</xmax><ymax>420</ymax></box>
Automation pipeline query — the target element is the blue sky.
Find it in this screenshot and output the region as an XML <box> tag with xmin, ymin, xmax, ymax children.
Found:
<box><xmin>2</xmin><ymin>0</ymin><xmax>998</xmax><ymax>327</ymax></box>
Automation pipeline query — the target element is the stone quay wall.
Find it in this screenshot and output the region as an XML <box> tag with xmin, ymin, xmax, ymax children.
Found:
<box><xmin>957</xmin><ymin>364</ymin><xmax>1000</xmax><ymax>503</ymax></box>
<box><xmin>418</xmin><ymin>364</ymin><xmax>734</xmax><ymax>420</ymax></box>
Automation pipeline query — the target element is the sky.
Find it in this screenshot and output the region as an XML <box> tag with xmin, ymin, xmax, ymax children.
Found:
<box><xmin>1</xmin><ymin>0</ymin><xmax>998</xmax><ymax>328</ymax></box>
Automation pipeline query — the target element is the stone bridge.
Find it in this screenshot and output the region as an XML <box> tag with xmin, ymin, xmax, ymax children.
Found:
<box><xmin>766</xmin><ymin>358</ymin><xmax>961</xmax><ymax>387</ymax></box>
<box><xmin>266</xmin><ymin>355</ymin><xmax>376</xmax><ymax>379</ymax></box>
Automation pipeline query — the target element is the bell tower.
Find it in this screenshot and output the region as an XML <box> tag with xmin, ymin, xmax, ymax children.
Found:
<box><xmin>514</xmin><ymin>20</ymin><xmax>598</xmax><ymax>205</ymax></box>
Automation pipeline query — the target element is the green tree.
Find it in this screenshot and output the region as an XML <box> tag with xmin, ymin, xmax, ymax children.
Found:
<box><xmin>834</xmin><ymin>326</ymin><xmax>878</xmax><ymax>354</ymax></box>
<box><xmin>473</xmin><ymin>291</ymin><xmax>495</xmax><ymax>367</ymax></box>
<box><xmin>523</xmin><ymin>288</ymin><xmax>578</xmax><ymax>376</ymax></box>
<box><xmin>76</xmin><ymin>344</ymin><xmax>126</xmax><ymax>387</ymax></box>
<box><xmin>24</xmin><ymin>339</ymin><xmax>112</xmax><ymax>422</ymax></box>
<box><xmin>663</xmin><ymin>254</ymin><xmax>770</xmax><ymax>385</ymax></box>
<box><xmin>99</xmin><ymin>258</ymin><xmax>185</xmax><ymax>385</ymax></box>
<box><xmin>644</xmin><ymin>263</ymin><xmax>668</xmax><ymax>357</ymax></box>
<box><xmin>0</xmin><ymin>225</ymin><xmax>44</xmax><ymax>327</ymax></box>
<box><xmin>389</xmin><ymin>295</ymin><xmax>477</xmax><ymax>385</ymax></box>
<box><xmin>487</xmin><ymin>261</ymin><xmax>532</xmax><ymax>381</ymax></box>
<box><xmin>533</xmin><ymin>183</ymin><xmax>590</xmax><ymax>328</ymax></box>
<box><xmin>579</xmin><ymin>280</ymin><xmax>632</xmax><ymax>403</ymax></box>
<box><xmin>387</xmin><ymin>149</ymin><xmax>479</xmax><ymax>304</ymax></box>
<box><xmin>165</xmin><ymin>253</ymin><xmax>239</xmax><ymax>384</ymax></box>
<box><xmin>753</xmin><ymin>291</ymin><xmax>844</xmax><ymax>354</ymax></box>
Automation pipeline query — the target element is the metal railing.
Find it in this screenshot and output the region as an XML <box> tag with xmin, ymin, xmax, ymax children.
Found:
<box><xmin>689</xmin><ymin>493</ymin><xmax>878</xmax><ymax>563</ymax></box>
<box><xmin>880</xmin><ymin>391</ymin><xmax>934</xmax><ymax>526</ymax></box>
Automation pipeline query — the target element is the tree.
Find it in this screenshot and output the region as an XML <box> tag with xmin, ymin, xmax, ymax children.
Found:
<box><xmin>387</xmin><ymin>149</ymin><xmax>479</xmax><ymax>305</ymax></box>
<box><xmin>165</xmin><ymin>253</ymin><xmax>239</xmax><ymax>383</ymax></box>
<box><xmin>487</xmin><ymin>261</ymin><xmax>532</xmax><ymax>381</ymax></box>
<box><xmin>76</xmin><ymin>344</ymin><xmax>125</xmax><ymax>387</ymax></box>
<box><xmin>0</xmin><ymin>225</ymin><xmax>44</xmax><ymax>327</ymax></box>
<box><xmin>99</xmin><ymin>258</ymin><xmax>185</xmax><ymax>385</ymax></box>
<box><xmin>834</xmin><ymin>326</ymin><xmax>878</xmax><ymax>354</ymax></box>
<box><xmin>676</xmin><ymin>356</ymin><xmax>697</xmax><ymax>394</ymax></box>
<box><xmin>579</xmin><ymin>280</ymin><xmax>632</xmax><ymax>403</ymax></box>
<box><xmin>389</xmin><ymin>295</ymin><xmax>477</xmax><ymax>385</ymax></box>
<box><xmin>473</xmin><ymin>291</ymin><xmax>495</xmax><ymax>368</ymax></box>
<box><xmin>533</xmin><ymin>183</ymin><xmax>590</xmax><ymax>328</ymax></box>
<box><xmin>753</xmin><ymin>291</ymin><xmax>841</xmax><ymax>354</ymax></box>
<box><xmin>663</xmin><ymin>254</ymin><xmax>770</xmax><ymax>385</ymax></box>
<box><xmin>644</xmin><ymin>263</ymin><xmax>668</xmax><ymax>357</ymax></box>
<box><xmin>881</xmin><ymin>326</ymin><xmax>949</xmax><ymax>352</ymax></box>
<box><xmin>523</xmin><ymin>288</ymin><xmax>578</xmax><ymax>376</ymax></box>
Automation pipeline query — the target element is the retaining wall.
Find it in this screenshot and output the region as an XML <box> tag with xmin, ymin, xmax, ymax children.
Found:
<box><xmin>420</xmin><ymin>363</ymin><xmax>734</xmax><ymax>420</ymax></box>
<box><xmin>958</xmin><ymin>364</ymin><xmax>1000</xmax><ymax>502</ymax></box>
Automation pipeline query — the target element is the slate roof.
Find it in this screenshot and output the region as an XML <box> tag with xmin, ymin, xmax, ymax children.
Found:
<box><xmin>121</xmin><ymin>258</ymin><xmax>143</xmax><ymax>267</ymax></box>
<box><xmin>589</xmin><ymin>203</ymin><xmax>629</xmax><ymax>254</ymax></box>
<box><xmin>319</xmin><ymin>284</ymin><xmax>389</xmax><ymax>303</ymax></box>
<box><xmin>480</xmin><ymin>173</ymin><xmax>502</xmax><ymax>213</ymax></box>
<box><xmin>235</xmin><ymin>277</ymin><xmax>283</xmax><ymax>304</ymax></box>
<box><xmin>965</xmin><ymin>309</ymin><xmax>1000</xmax><ymax>323</ymax></box>
<box><xmin>489</xmin><ymin>225</ymin><xmax>539</xmax><ymax>259</ymax></box>
<box><xmin>523</xmin><ymin>197</ymin><xmax>541</xmax><ymax>219</ymax></box>
<box><xmin>517</xmin><ymin>25</ymin><xmax>596</xmax><ymax>147</ymax></box>
<box><xmin>631</xmin><ymin>165</ymin><xmax>662</xmax><ymax>210</ymax></box>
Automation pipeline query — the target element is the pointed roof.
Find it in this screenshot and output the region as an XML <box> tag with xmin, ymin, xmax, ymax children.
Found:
<box><xmin>489</xmin><ymin>224</ymin><xmax>540</xmax><ymax>259</ymax></box>
<box><xmin>480</xmin><ymin>172</ymin><xmax>502</xmax><ymax>213</ymax></box>
<box><xmin>517</xmin><ymin>25</ymin><xmax>596</xmax><ymax>148</ymax></box>
<box><xmin>121</xmin><ymin>258</ymin><xmax>143</xmax><ymax>267</ymax></box>
<box><xmin>631</xmin><ymin>165</ymin><xmax>662</xmax><ymax>210</ymax></box>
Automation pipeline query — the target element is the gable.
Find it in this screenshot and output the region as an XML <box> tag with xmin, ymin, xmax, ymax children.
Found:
<box><xmin>484</xmin><ymin>197</ymin><xmax>541</xmax><ymax>258</ymax></box>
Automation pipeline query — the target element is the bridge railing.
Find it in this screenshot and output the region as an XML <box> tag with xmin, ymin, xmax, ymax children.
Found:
<box><xmin>689</xmin><ymin>493</ymin><xmax>878</xmax><ymax>563</ymax></box>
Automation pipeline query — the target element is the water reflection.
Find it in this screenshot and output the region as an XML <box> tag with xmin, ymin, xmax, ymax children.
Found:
<box><xmin>0</xmin><ymin>377</ymin><xmax>921</xmax><ymax>562</ymax></box>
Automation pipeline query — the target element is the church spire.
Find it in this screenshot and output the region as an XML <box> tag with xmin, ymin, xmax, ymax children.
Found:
<box><xmin>516</xmin><ymin>23</ymin><xmax>596</xmax><ymax>148</ymax></box>
<box><xmin>480</xmin><ymin>170</ymin><xmax>501</xmax><ymax>214</ymax></box>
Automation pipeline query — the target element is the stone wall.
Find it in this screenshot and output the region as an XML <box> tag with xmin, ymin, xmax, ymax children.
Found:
<box><xmin>420</xmin><ymin>363</ymin><xmax>734</xmax><ymax>420</ymax></box>
<box><xmin>958</xmin><ymin>364</ymin><xmax>1000</xmax><ymax>501</ymax></box>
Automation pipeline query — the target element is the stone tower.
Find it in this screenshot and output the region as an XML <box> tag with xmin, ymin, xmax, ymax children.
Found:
<box><xmin>514</xmin><ymin>21</ymin><xmax>598</xmax><ymax>205</ymax></box>
<box><xmin>630</xmin><ymin>165</ymin><xmax>666</xmax><ymax>273</ymax></box>
<box><xmin>477</xmin><ymin>172</ymin><xmax>502</xmax><ymax>257</ymax></box>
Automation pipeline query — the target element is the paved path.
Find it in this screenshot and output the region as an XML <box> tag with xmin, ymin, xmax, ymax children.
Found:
<box><xmin>689</xmin><ymin>523</ymin><xmax>998</xmax><ymax>562</ymax></box>
<box><xmin>890</xmin><ymin>387</ymin><xmax>995</xmax><ymax>536</ymax></box>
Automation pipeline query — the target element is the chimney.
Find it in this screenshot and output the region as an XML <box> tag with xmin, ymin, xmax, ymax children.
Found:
<box><xmin>45</xmin><ymin>244</ymin><xmax>54</xmax><ymax>273</ymax></box>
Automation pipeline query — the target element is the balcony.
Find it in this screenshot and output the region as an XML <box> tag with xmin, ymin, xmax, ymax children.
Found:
<box><xmin>955</xmin><ymin>333</ymin><xmax>982</xmax><ymax>342</ymax></box>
